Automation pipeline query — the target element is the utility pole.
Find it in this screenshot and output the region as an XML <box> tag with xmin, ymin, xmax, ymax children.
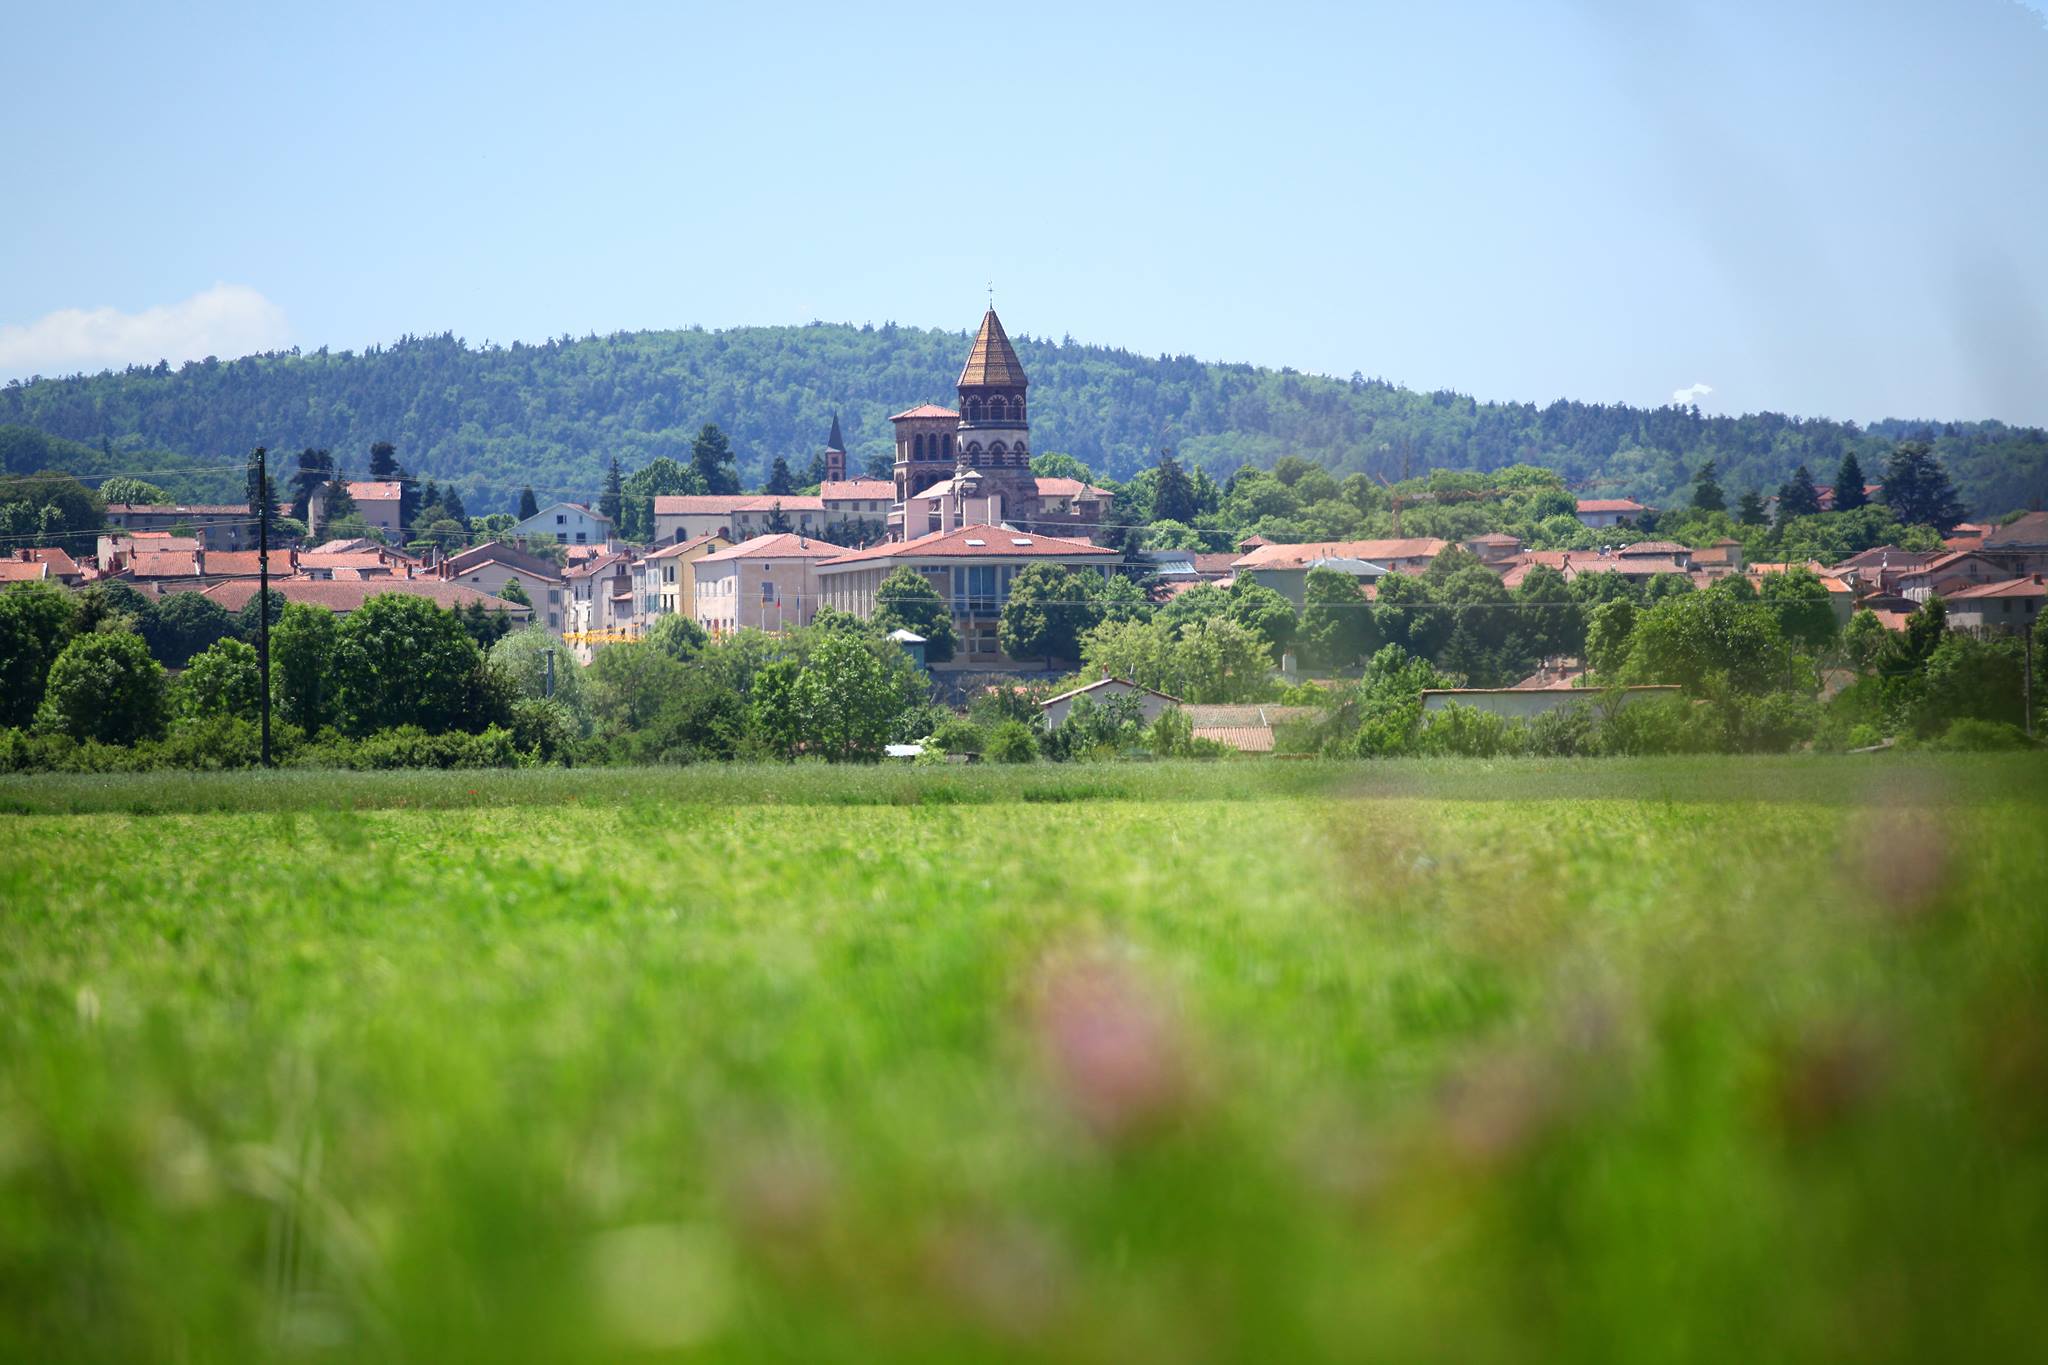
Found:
<box><xmin>256</xmin><ymin>446</ymin><xmax>273</xmax><ymax>768</ymax></box>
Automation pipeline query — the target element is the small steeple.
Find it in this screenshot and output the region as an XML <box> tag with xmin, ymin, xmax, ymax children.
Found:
<box><xmin>826</xmin><ymin>412</ymin><xmax>845</xmax><ymax>453</ymax></box>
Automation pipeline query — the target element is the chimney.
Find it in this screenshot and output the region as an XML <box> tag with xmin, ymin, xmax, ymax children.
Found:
<box><xmin>941</xmin><ymin>487</ymin><xmax>958</xmax><ymax>534</ymax></box>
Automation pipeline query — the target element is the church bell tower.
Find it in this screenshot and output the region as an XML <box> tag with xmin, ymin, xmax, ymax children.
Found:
<box><xmin>953</xmin><ymin>309</ymin><xmax>1037</xmax><ymax>526</ymax></box>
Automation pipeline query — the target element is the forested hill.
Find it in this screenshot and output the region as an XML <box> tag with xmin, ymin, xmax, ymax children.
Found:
<box><xmin>3</xmin><ymin>322</ymin><xmax>2043</xmax><ymax>516</ymax></box>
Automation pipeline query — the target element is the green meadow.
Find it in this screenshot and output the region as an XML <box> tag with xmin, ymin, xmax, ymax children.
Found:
<box><xmin>3</xmin><ymin>758</ymin><xmax>2046</xmax><ymax>1363</ymax></box>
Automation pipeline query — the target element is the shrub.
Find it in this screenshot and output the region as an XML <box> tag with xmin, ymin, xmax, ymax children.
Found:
<box><xmin>154</xmin><ymin>715</ymin><xmax>265</xmax><ymax>770</ymax></box>
<box><xmin>928</xmin><ymin>715</ymin><xmax>986</xmax><ymax>756</ymax></box>
<box><xmin>984</xmin><ymin>720</ymin><xmax>1040</xmax><ymax>764</ymax></box>
<box><xmin>1933</xmin><ymin>718</ymin><xmax>2036</xmax><ymax>752</ymax></box>
<box><xmin>509</xmin><ymin>698</ymin><xmax>582</xmax><ymax>764</ymax></box>
<box><xmin>1146</xmin><ymin>706</ymin><xmax>1197</xmax><ymax>757</ymax></box>
<box><xmin>350</xmin><ymin>725</ymin><xmax>525</xmax><ymax>770</ymax></box>
<box><xmin>1593</xmin><ymin>695</ymin><xmax>1710</xmax><ymax>756</ymax></box>
<box><xmin>1525</xmin><ymin>702</ymin><xmax>1598</xmax><ymax>757</ymax></box>
<box><xmin>1417</xmin><ymin>702</ymin><xmax>1522</xmax><ymax>758</ymax></box>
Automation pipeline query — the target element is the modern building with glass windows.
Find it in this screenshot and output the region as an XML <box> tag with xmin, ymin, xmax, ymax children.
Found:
<box><xmin>813</xmin><ymin>526</ymin><xmax>1117</xmax><ymax>666</ymax></box>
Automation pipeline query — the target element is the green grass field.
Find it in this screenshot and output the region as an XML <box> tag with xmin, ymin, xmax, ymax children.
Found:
<box><xmin>4</xmin><ymin>758</ymin><xmax>2047</xmax><ymax>1363</ymax></box>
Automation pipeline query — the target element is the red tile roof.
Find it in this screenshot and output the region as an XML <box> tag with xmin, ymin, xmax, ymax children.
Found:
<box><xmin>1617</xmin><ymin>541</ymin><xmax>1689</xmax><ymax>556</ymax></box>
<box><xmin>114</xmin><ymin>533</ymin><xmax>201</xmax><ymax>552</ymax></box>
<box><xmin>348</xmin><ymin>481</ymin><xmax>404</xmax><ymax>501</ymax></box>
<box><xmin>1902</xmin><ymin>549</ymin><xmax>1996</xmax><ymax>576</ymax></box>
<box><xmin>196</xmin><ymin>551</ymin><xmax>266</xmax><ymax>576</ymax></box>
<box><xmin>1944</xmin><ymin>576</ymin><xmax>2045</xmax><ymax>600</ymax></box>
<box><xmin>820</xmin><ymin>479</ymin><xmax>894</xmax><ymax>502</ymax></box>
<box><xmin>300</xmin><ymin>552</ymin><xmax>405</xmax><ymax>571</ymax></box>
<box><xmin>1834</xmin><ymin>545</ymin><xmax>1934</xmax><ymax>571</ymax></box>
<box><xmin>1576</xmin><ymin>498</ymin><xmax>1648</xmax><ymax>514</ymax></box>
<box><xmin>889</xmin><ymin>403</ymin><xmax>960</xmax><ymax>422</ymax></box>
<box><xmin>1034</xmin><ymin>477</ymin><xmax>1114</xmax><ymax>499</ymax></box>
<box><xmin>19</xmin><ymin>548</ymin><xmax>81</xmax><ymax>575</ymax></box>
<box><xmin>699</xmin><ymin>533</ymin><xmax>847</xmax><ymax>562</ymax></box>
<box><xmin>643</xmin><ymin>533</ymin><xmax>728</xmax><ymax>559</ymax></box>
<box><xmin>1233</xmin><ymin>538</ymin><xmax>1448</xmax><ymax>570</ymax></box>
<box><xmin>819</xmin><ymin>526</ymin><xmax>1115</xmax><ymax>566</ymax></box>
<box><xmin>127</xmin><ymin>551</ymin><xmax>202</xmax><ymax>578</ymax></box>
<box><xmin>653</xmin><ymin>494</ymin><xmax>827</xmax><ymax>514</ymax></box>
<box><xmin>563</xmin><ymin>550</ymin><xmax>630</xmax><ymax>579</ymax></box>
<box><xmin>0</xmin><ymin>561</ymin><xmax>51</xmax><ymax>583</ymax></box>
<box><xmin>1192</xmin><ymin>725</ymin><xmax>1275</xmax><ymax>753</ymax></box>
<box><xmin>444</xmin><ymin>540</ymin><xmax>564</xmax><ymax>581</ymax></box>
<box><xmin>1984</xmin><ymin>512</ymin><xmax>2048</xmax><ymax>547</ymax></box>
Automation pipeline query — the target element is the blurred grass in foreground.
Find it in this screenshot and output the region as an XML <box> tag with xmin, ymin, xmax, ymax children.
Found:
<box><xmin>2</xmin><ymin>758</ymin><xmax>2046</xmax><ymax>1362</ymax></box>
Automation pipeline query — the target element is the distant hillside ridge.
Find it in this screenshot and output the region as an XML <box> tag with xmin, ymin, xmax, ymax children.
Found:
<box><xmin>2</xmin><ymin>322</ymin><xmax>2043</xmax><ymax>515</ymax></box>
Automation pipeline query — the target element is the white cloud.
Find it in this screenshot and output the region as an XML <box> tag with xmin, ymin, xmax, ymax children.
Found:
<box><xmin>1671</xmin><ymin>381</ymin><xmax>1714</xmax><ymax>406</ymax></box>
<box><xmin>0</xmin><ymin>284</ymin><xmax>290</xmax><ymax>379</ymax></box>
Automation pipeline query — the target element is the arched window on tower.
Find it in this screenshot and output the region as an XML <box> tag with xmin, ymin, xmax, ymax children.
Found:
<box><xmin>1012</xmin><ymin>442</ymin><xmax>1027</xmax><ymax>466</ymax></box>
<box><xmin>989</xmin><ymin>396</ymin><xmax>1007</xmax><ymax>422</ymax></box>
<box><xmin>965</xmin><ymin>442</ymin><xmax>983</xmax><ymax>465</ymax></box>
<box><xmin>1013</xmin><ymin>396</ymin><xmax>1025</xmax><ymax>424</ymax></box>
<box><xmin>964</xmin><ymin>398</ymin><xmax>982</xmax><ymax>422</ymax></box>
<box><xmin>989</xmin><ymin>442</ymin><xmax>1007</xmax><ymax>463</ymax></box>
<box><xmin>913</xmin><ymin>433</ymin><xmax>926</xmax><ymax>460</ymax></box>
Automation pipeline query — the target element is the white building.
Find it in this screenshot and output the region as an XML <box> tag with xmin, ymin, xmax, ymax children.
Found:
<box><xmin>510</xmin><ymin>502</ymin><xmax>614</xmax><ymax>548</ymax></box>
<box><xmin>652</xmin><ymin>495</ymin><xmax>827</xmax><ymax>545</ymax></box>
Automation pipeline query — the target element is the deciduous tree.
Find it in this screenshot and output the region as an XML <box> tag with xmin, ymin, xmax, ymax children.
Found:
<box><xmin>874</xmin><ymin>566</ymin><xmax>956</xmax><ymax>663</ymax></box>
<box><xmin>332</xmin><ymin>594</ymin><xmax>492</xmax><ymax>735</ymax></box>
<box><xmin>0</xmin><ymin>582</ymin><xmax>77</xmax><ymax>727</ymax></box>
<box><xmin>39</xmin><ymin>630</ymin><xmax>167</xmax><ymax>744</ymax></box>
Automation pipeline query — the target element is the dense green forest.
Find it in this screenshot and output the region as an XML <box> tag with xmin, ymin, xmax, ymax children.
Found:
<box><xmin>3</xmin><ymin>323</ymin><xmax>2043</xmax><ymax>516</ymax></box>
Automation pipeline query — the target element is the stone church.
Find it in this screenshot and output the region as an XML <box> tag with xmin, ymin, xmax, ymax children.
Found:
<box><xmin>867</xmin><ymin>310</ymin><xmax>1106</xmax><ymax>543</ymax></box>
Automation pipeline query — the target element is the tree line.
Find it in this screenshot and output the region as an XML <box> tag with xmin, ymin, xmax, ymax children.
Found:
<box><xmin>4</xmin><ymin>321</ymin><xmax>2042</xmax><ymax>517</ymax></box>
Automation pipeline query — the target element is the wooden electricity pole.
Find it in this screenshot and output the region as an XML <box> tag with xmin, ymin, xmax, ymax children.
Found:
<box><xmin>256</xmin><ymin>446</ymin><xmax>273</xmax><ymax>768</ymax></box>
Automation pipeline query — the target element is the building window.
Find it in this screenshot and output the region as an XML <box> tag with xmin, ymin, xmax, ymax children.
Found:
<box><xmin>577</xmin><ymin>532</ymin><xmax>587</xmax><ymax>543</ymax></box>
<box><xmin>556</xmin><ymin>514</ymin><xmax>566</xmax><ymax>525</ymax></box>
<box><xmin>952</xmin><ymin>565</ymin><xmax>998</xmax><ymax>614</ymax></box>
<box><xmin>761</xmin><ymin>579</ymin><xmax>776</xmax><ymax>603</ymax></box>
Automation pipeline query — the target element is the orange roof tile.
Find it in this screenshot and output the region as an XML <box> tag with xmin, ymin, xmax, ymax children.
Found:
<box><xmin>1944</xmin><ymin>576</ymin><xmax>2045</xmax><ymax>600</ymax></box>
<box><xmin>889</xmin><ymin>403</ymin><xmax>960</xmax><ymax>422</ymax></box>
<box><xmin>643</xmin><ymin>534</ymin><xmax>728</xmax><ymax>559</ymax></box>
<box><xmin>653</xmin><ymin>494</ymin><xmax>826</xmax><ymax>514</ymax></box>
<box><xmin>818</xmin><ymin>526</ymin><xmax>1114</xmax><ymax>566</ymax></box>
<box><xmin>698</xmin><ymin>533</ymin><xmax>846</xmax><ymax>562</ymax></box>
<box><xmin>1232</xmin><ymin>538</ymin><xmax>1447</xmax><ymax>570</ymax></box>
<box><xmin>819</xmin><ymin>479</ymin><xmax>894</xmax><ymax>501</ymax></box>
<box><xmin>1034</xmin><ymin>477</ymin><xmax>1114</xmax><ymax>499</ymax></box>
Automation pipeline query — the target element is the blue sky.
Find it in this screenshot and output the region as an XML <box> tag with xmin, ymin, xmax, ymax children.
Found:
<box><xmin>4</xmin><ymin>0</ymin><xmax>2046</xmax><ymax>424</ymax></box>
